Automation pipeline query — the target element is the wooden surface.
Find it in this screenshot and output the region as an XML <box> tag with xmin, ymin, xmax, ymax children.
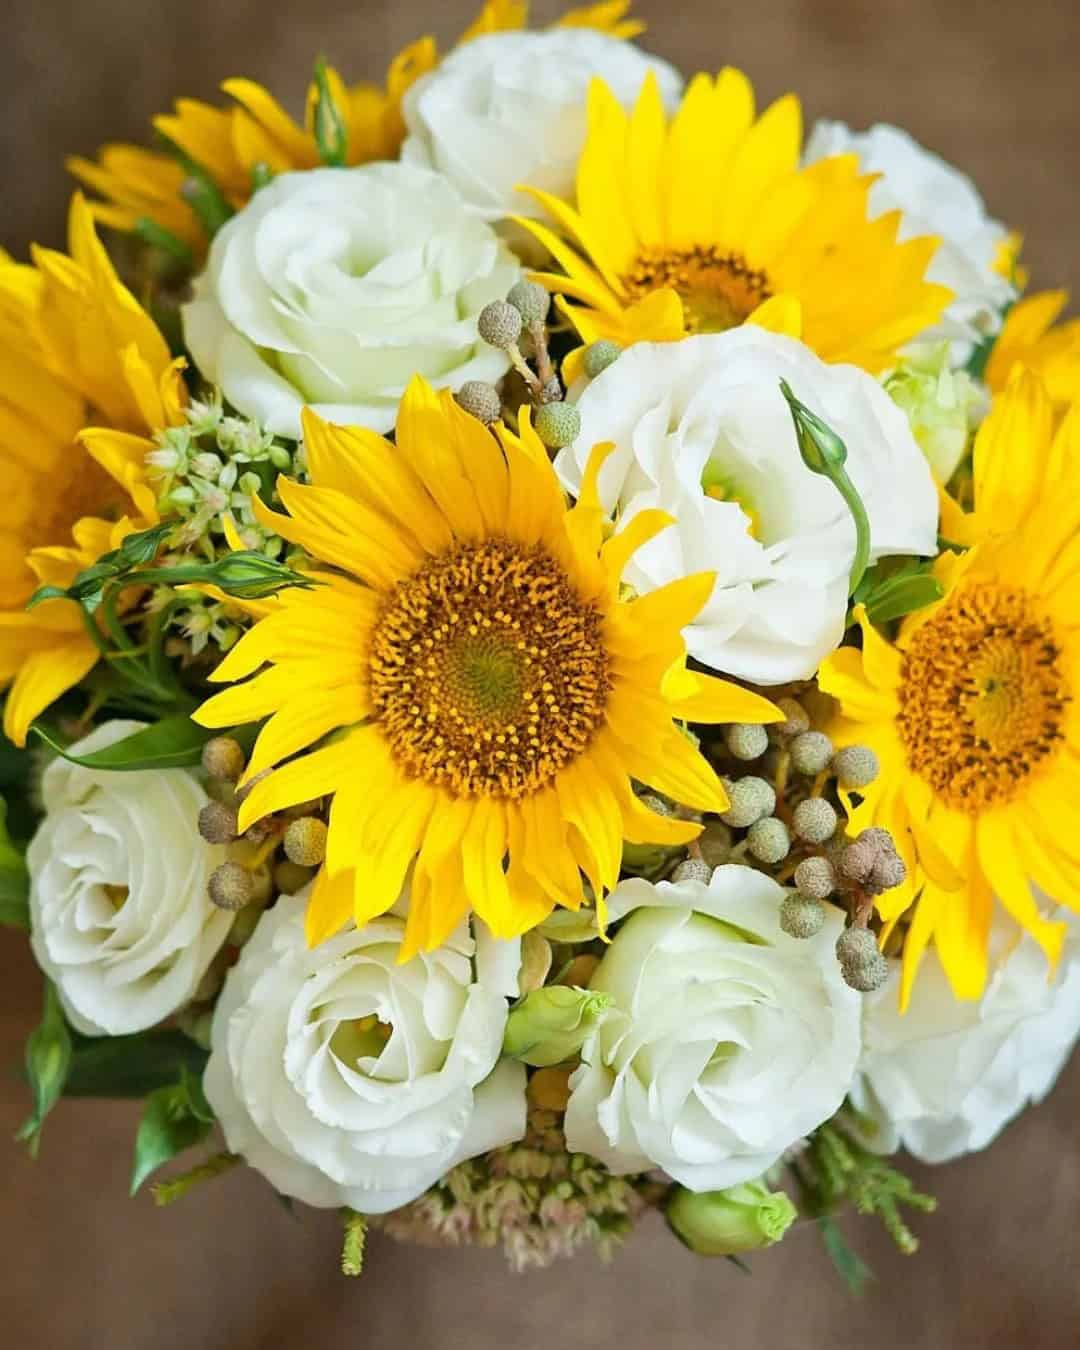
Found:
<box><xmin>3</xmin><ymin>1</ymin><xmax>1080</xmax><ymax>1346</ymax></box>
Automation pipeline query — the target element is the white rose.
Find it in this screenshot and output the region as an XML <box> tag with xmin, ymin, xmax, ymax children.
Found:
<box><xmin>401</xmin><ymin>31</ymin><xmax>681</xmax><ymax>224</ymax></box>
<box><xmin>204</xmin><ymin>891</ymin><xmax>526</xmax><ymax>1213</ymax></box>
<box><xmin>28</xmin><ymin>720</ymin><xmax>232</xmax><ymax>1036</ymax></box>
<box><xmin>565</xmin><ymin>868</ymin><xmax>861</xmax><ymax>1190</ymax></box>
<box><xmin>851</xmin><ymin>919</ymin><xmax>1080</xmax><ymax>1164</ymax></box>
<box><xmin>804</xmin><ymin>121</ymin><xmax>1015</xmax><ymax>346</ymax></box>
<box><xmin>562</xmin><ymin>330</ymin><xmax>938</xmax><ymax>683</ymax></box>
<box><xmin>182</xmin><ymin>164</ymin><xmax>520</xmax><ymax>438</ymax></box>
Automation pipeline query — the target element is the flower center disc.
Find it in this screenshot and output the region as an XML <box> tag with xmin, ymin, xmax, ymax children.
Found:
<box><xmin>623</xmin><ymin>247</ymin><xmax>772</xmax><ymax>333</ymax></box>
<box><xmin>897</xmin><ymin>581</ymin><xmax>1070</xmax><ymax>811</ymax></box>
<box><xmin>368</xmin><ymin>539</ymin><xmax>612</xmax><ymax>799</ymax></box>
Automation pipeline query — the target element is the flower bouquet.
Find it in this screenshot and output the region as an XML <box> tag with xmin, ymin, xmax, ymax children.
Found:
<box><xmin>6</xmin><ymin>0</ymin><xmax>1080</xmax><ymax>1285</ymax></box>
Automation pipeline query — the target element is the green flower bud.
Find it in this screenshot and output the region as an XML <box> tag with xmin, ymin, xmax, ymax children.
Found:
<box><xmin>197</xmin><ymin>799</ymin><xmax>238</xmax><ymax>844</ymax></box>
<box><xmin>201</xmin><ymin>735</ymin><xmax>246</xmax><ymax>782</ymax></box>
<box><xmin>779</xmin><ymin>892</ymin><xmax>825</xmax><ymax>939</ymax></box>
<box><xmin>833</xmin><ymin>744</ymin><xmax>880</xmax><ymax>790</ymax></box>
<box><xmin>792</xmin><ymin>797</ymin><xmax>838</xmax><ymax>844</ymax></box>
<box><xmin>621</xmin><ymin>839</ymin><xmax>678</xmax><ymax>878</ymax></box>
<box><xmin>583</xmin><ymin>340</ymin><xmax>622</xmax><ymax>378</ymax></box>
<box><xmin>697</xmin><ymin>820</ymin><xmax>734</xmax><ymax>866</ymax></box>
<box><xmin>770</xmin><ymin>696</ymin><xmax>810</xmax><ymax>739</ymax></box>
<box><xmin>283</xmin><ymin>816</ymin><xmax>328</xmax><ymax>867</ymax></box>
<box><xmin>478</xmin><ymin>299</ymin><xmax>523</xmax><ymax>349</ymax></box>
<box><xmin>884</xmin><ymin>343</ymin><xmax>978</xmax><ymax>483</ymax></box>
<box><xmin>725</xmin><ymin>722</ymin><xmax>769</xmax><ymax>761</ymax></box>
<box><xmin>506</xmin><ymin>280</ymin><xmax>551</xmax><ymax>326</ymax></box>
<box><xmin>747</xmin><ymin>817</ymin><xmax>790</xmax><ymax>864</ymax></box>
<box><xmin>720</xmin><ymin>776</ymin><xmax>775</xmax><ymax>828</ymax></box>
<box><xmin>208</xmin><ymin>861</ymin><xmax>254</xmax><ymax>911</ymax></box>
<box><xmin>455</xmin><ymin>380</ymin><xmax>502</xmax><ymax>425</ymax></box>
<box><xmin>793</xmin><ymin>855</ymin><xmax>836</xmax><ymax>900</ymax></box>
<box><xmin>534</xmin><ymin>401</ymin><xmax>581</xmax><ymax>449</ymax></box>
<box><xmin>836</xmin><ymin>925</ymin><xmax>880</xmax><ymax>967</ymax></box>
<box><xmin>790</xmin><ymin>730</ymin><xmax>833</xmax><ymax>776</ymax></box>
<box><xmin>671</xmin><ymin>857</ymin><xmax>713</xmax><ymax>885</ymax></box>
<box><xmin>667</xmin><ymin>1179</ymin><xmax>797</xmax><ymax>1256</ymax></box>
<box><xmin>502</xmin><ymin>985</ymin><xmax>612</xmax><ymax>1067</ymax></box>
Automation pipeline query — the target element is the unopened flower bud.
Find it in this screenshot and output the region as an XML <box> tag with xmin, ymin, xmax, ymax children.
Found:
<box><xmin>667</xmin><ymin>1179</ymin><xmax>796</xmax><ymax>1256</ymax></box>
<box><xmin>672</xmin><ymin>857</ymin><xmax>713</xmax><ymax>885</ymax></box>
<box><xmin>858</xmin><ymin>826</ymin><xmax>897</xmax><ymax>855</ymax></box>
<box><xmin>794</xmin><ymin>855</ymin><xmax>836</xmax><ymax>900</ymax></box>
<box><xmin>208</xmin><ymin>861</ymin><xmax>254</xmax><ymax>911</ymax></box>
<box><xmin>638</xmin><ymin>793</ymin><xmax>674</xmax><ymax>817</ymax></box>
<box><xmin>747</xmin><ymin>817</ymin><xmax>790</xmax><ymax>864</ymax></box>
<box><xmin>792</xmin><ymin>797</ymin><xmax>838</xmax><ymax>844</ymax></box>
<box><xmin>273</xmin><ymin>859</ymin><xmax>313</xmax><ymax>895</ymax></box>
<box><xmin>720</xmin><ymin>776</ymin><xmax>775</xmax><ymax>829</ymax></box>
<box><xmin>790</xmin><ymin>731</ymin><xmax>833</xmax><ymax>775</ymax></box>
<box><xmin>839</xmin><ymin>838</ymin><xmax>878</xmax><ymax>885</ymax></box>
<box><xmin>477</xmin><ymin>299</ymin><xmax>523</xmax><ymax>349</ymax></box>
<box><xmin>534</xmin><ymin>401</ymin><xmax>581</xmax><ymax>449</ymax></box>
<box><xmin>506</xmin><ymin>279</ymin><xmax>550</xmax><ymax>326</ymax></box>
<box><xmin>697</xmin><ymin>820</ymin><xmax>734</xmax><ymax>867</ymax></box>
<box><xmin>840</xmin><ymin>946</ymin><xmax>890</xmax><ymax>993</ymax></box>
<box><xmin>454</xmin><ymin>380</ymin><xmax>502</xmax><ymax>425</ymax></box>
<box><xmin>836</xmin><ymin>925</ymin><xmax>880</xmax><ymax>967</ymax></box>
<box><xmin>724</xmin><ymin>722</ymin><xmax>769</xmax><ymax>761</ymax></box>
<box><xmin>770</xmin><ymin>696</ymin><xmax>810</xmax><ymax>739</ymax></box>
<box><xmin>869</xmin><ymin>850</ymin><xmax>907</xmax><ymax>892</ymax></box>
<box><xmin>283</xmin><ymin>816</ymin><xmax>328</xmax><ymax>867</ymax></box>
<box><xmin>583</xmin><ymin>340</ymin><xmax>621</xmax><ymax>378</ymax></box>
<box><xmin>201</xmin><ymin>735</ymin><xmax>246</xmax><ymax>782</ymax></box>
<box><xmin>197</xmin><ymin>799</ymin><xmax>238</xmax><ymax>844</ymax></box>
<box><xmin>780</xmin><ymin>892</ymin><xmax>825</xmax><ymax>939</ymax></box>
<box><xmin>502</xmin><ymin>985</ymin><xmax>612</xmax><ymax>1067</ymax></box>
<box><xmin>833</xmin><ymin>744</ymin><xmax>880</xmax><ymax>790</ymax></box>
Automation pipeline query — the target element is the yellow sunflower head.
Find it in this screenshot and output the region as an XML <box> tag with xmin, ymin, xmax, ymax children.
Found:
<box><xmin>195</xmin><ymin>376</ymin><xmax>778</xmax><ymax>958</ymax></box>
<box><xmin>517</xmin><ymin>68</ymin><xmax>953</xmax><ymax>378</ymax></box>
<box><xmin>820</xmin><ymin>367</ymin><xmax>1080</xmax><ymax>1009</ymax></box>
<box><xmin>0</xmin><ymin>193</ymin><xmax>182</xmax><ymax>744</ymax></box>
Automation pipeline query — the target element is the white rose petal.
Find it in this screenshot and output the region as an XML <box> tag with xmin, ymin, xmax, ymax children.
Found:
<box><xmin>402</xmin><ymin>31</ymin><xmax>682</xmax><ymax>224</ymax></box>
<box><xmin>563</xmin><ymin>330</ymin><xmax>939</xmax><ymax>683</ymax></box>
<box><xmin>27</xmin><ymin>720</ymin><xmax>232</xmax><ymax>1036</ymax></box>
<box><xmin>851</xmin><ymin>917</ymin><xmax>1080</xmax><ymax>1164</ymax></box>
<box><xmin>565</xmin><ymin>868</ymin><xmax>861</xmax><ymax>1190</ymax></box>
<box><xmin>204</xmin><ymin>891</ymin><xmax>527</xmax><ymax>1213</ymax></box>
<box><xmin>804</xmin><ymin>121</ymin><xmax>1015</xmax><ymax>348</ymax></box>
<box><xmin>182</xmin><ymin>164</ymin><xmax>521</xmax><ymax>438</ymax></box>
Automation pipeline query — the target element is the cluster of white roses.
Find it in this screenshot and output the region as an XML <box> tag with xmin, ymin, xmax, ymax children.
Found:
<box><xmin>24</xmin><ymin>24</ymin><xmax>1079</xmax><ymax>1235</ymax></box>
<box><xmin>32</xmin><ymin>722</ymin><xmax>1080</xmax><ymax>1216</ymax></box>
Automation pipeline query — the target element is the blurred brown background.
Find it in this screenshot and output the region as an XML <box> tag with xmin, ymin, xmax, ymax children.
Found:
<box><xmin>3</xmin><ymin>1</ymin><xmax>1080</xmax><ymax>1346</ymax></box>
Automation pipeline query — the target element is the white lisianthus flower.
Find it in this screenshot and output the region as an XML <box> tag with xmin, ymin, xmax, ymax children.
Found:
<box><xmin>28</xmin><ymin>721</ymin><xmax>232</xmax><ymax>1036</ymax></box>
<box><xmin>204</xmin><ymin>891</ymin><xmax>526</xmax><ymax>1213</ymax></box>
<box><xmin>563</xmin><ymin>330</ymin><xmax>938</xmax><ymax>683</ymax></box>
<box><xmin>565</xmin><ymin>869</ymin><xmax>861</xmax><ymax>1191</ymax></box>
<box><xmin>851</xmin><ymin>918</ymin><xmax>1080</xmax><ymax>1164</ymax></box>
<box><xmin>401</xmin><ymin>31</ymin><xmax>682</xmax><ymax>224</ymax></box>
<box><xmin>182</xmin><ymin>164</ymin><xmax>520</xmax><ymax>438</ymax></box>
<box><xmin>804</xmin><ymin>121</ymin><xmax>1015</xmax><ymax>344</ymax></box>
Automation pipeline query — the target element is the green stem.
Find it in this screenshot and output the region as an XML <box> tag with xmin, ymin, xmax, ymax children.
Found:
<box><xmin>831</xmin><ymin>465</ymin><xmax>872</xmax><ymax>595</ymax></box>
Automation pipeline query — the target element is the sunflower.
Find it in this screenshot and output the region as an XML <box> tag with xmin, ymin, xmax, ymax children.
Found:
<box><xmin>819</xmin><ymin>368</ymin><xmax>1080</xmax><ymax>1009</ymax></box>
<box><xmin>70</xmin><ymin>1</ymin><xmax>643</xmax><ymax>247</ymax></box>
<box><xmin>0</xmin><ymin>194</ymin><xmax>183</xmax><ymax>745</ymax></box>
<box><xmin>985</xmin><ymin>289</ymin><xmax>1080</xmax><ymax>405</ymax></box>
<box><xmin>195</xmin><ymin>376</ymin><xmax>778</xmax><ymax>957</ymax></box>
<box><xmin>517</xmin><ymin>69</ymin><xmax>952</xmax><ymax>379</ymax></box>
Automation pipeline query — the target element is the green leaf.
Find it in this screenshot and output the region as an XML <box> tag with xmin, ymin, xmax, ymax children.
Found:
<box><xmin>29</xmin><ymin>715</ymin><xmax>213</xmax><ymax>771</ymax></box>
<box><xmin>15</xmin><ymin>981</ymin><xmax>72</xmax><ymax>1157</ymax></box>
<box><xmin>818</xmin><ymin>1216</ymin><xmax>874</xmax><ymax>1295</ymax></box>
<box><xmin>117</xmin><ymin>522</ymin><xmax>176</xmax><ymax>566</ymax></box>
<box><xmin>0</xmin><ymin>799</ymin><xmax>29</xmax><ymax>930</ymax></box>
<box><xmin>130</xmin><ymin>1081</ymin><xmax>213</xmax><ymax>1195</ymax></box>
<box><xmin>25</xmin><ymin>584</ymin><xmax>71</xmax><ymax>611</ymax></box>
<box><xmin>64</xmin><ymin>1029</ymin><xmax>208</xmax><ymax>1098</ymax></box>
<box><xmin>853</xmin><ymin>558</ymin><xmax>945</xmax><ymax>626</ymax></box>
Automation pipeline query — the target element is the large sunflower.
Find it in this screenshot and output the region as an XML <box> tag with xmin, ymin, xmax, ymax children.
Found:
<box><xmin>70</xmin><ymin>1</ymin><xmax>643</xmax><ymax>248</ymax></box>
<box><xmin>0</xmin><ymin>194</ymin><xmax>183</xmax><ymax>744</ymax></box>
<box><xmin>820</xmin><ymin>368</ymin><xmax>1080</xmax><ymax>1008</ymax></box>
<box><xmin>195</xmin><ymin>376</ymin><xmax>778</xmax><ymax>957</ymax></box>
<box><xmin>517</xmin><ymin>69</ymin><xmax>952</xmax><ymax>377</ymax></box>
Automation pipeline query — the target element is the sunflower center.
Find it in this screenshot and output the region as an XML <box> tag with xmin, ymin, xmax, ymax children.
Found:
<box><xmin>623</xmin><ymin>247</ymin><xmax>772</xmax><ymax>333</ymax></box>
<box><xmin>36</xmin><ymin>447</ymin><xmax>125</xmax><ymax>549</ymax></box>
<box><xmin>368</xmin><ymin>539</ymin><xmax>612</xmax><ymax>800</ymax></box>
<box><xmin>896</xmin><ymin>581</ymin><xmax>1070</xmax><ymax>811</ymax></box>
